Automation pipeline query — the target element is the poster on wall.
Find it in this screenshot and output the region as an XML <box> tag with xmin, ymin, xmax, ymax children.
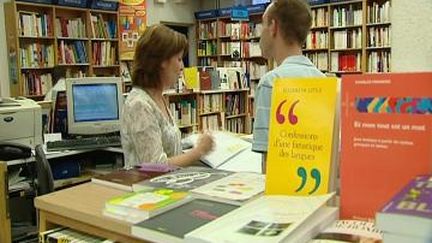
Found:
<box><xmin>265</xmin><ymin>77</ymin><xmax>338</xmax><ymax>196</ymax></box>
<box><xmin>119</xmin><ymin>0</ymin><xmax>147</xmax><ymax>60</ymax></box>
<box><xmin>340</xmin><ymin>72</ymin><xmax>432</xmax><ymax>220</ymax></box>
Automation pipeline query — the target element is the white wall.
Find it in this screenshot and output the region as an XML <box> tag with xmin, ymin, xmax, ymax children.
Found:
<box><xmin>391</xmin><ymin>0</ymin><xmax>432</xmax><ymax>72</ymax></box>
<box><xmin>0</xmin><ymin>1</ymin><xmax>10</xmax><ymax>97</ymax></box>
<box><xmin>147</xmin><ymin>0</ymin><xmax>199</xmax><ymax>25</ymax></box>
<box><xmin>147</xmin><ymin>0</ymin><xmax>201</xmax><ymax>66</ymax></box>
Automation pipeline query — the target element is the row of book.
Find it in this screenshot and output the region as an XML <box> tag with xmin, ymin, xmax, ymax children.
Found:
<box><xmin>333</xmin><ymin>29</ymin><xmax>362</xmax><ymax>49</ymax></box>
<box><xmin>22</xmin><ymin>72</ymin><xmax>52</xmax><ymax>96</ymax></box>
<box><xmin>331</xmin><ymin>5</ymin><xmax>363</xmax><ymax>27</ymax></box>
<box><xmin>225</xmin><ymin>93</ymin><xmax>246</xmax><ymax>116</ymax></box>
<box><xmin>183</xmin><ymin>66</ymin><xmax>248</xmax><ymax>91</ymax></box>
<box><xmin>247</xmin><ymin>61</ymin><xmax>268</xmax><ymax>81</ymax></box>
<box><xmin>367</xmin><ymin>51</ymin><xmax>391</xmax><ymax>73</ymax></box>
<box><xmin>20</xmin><ymin>43</ymin><xmax>55</xmax><ymax>68</ymax></box>
<box><xmin>311</xmin><ymin>7</ymin><xmax>329</xmax><ymax>28</ymax></box>
<box><xmin>55</xmin><ymin>17</ymin><xmax>86</xmax><ymax>38</ymax></box>
<box><xmin>92</xmin><ymin>41</ymin><xmax>117</xmax><ymax>66</ymax></box>
<box><xmin>169</xmin><ymin>100</ymin><xmax>198</xmax><ymax>127</ymax></box>
<box><xmin>305</xmin><ymin>31</ymin><xmax>328</xmax><ymax>49</ymax></box>
<box><xmin>197</xmin><ymin>21</ymin><xmax>217</xmax><ymax>40</ymax></box>
<box><xmin>201</xmin><ymin>114</ymin><xmax>220</xmax><ymax>131</ymax></box>
<box><xmin>241</xmin><ymin>41</ymin><xmax>262</xmax><ymax>58</ymax></box>
<box><xmin>18</xmin><ymin>11</ymin><xmax>52</xmax><ymax>37</ymax></box>
<box><xmin>367</xmin><ymin>1</ymin><xmax>391</xmax><ymax>24</ymax></box>
<box><xmin>330</xmin><ymin>52</ymin><xmax>361</xmax><ymax>72</ymax></box>
<box><xmin>57</xmin><ymin>40</ymin><xmax>88</xmax><ymax>64</ymax></box>
<box><xmin>368</xmin><ymin>26</ymin><xmax>391</xmax><ymax>48</ymax></box>
<box><xmin>306</xmin><ymin>52</ymin><xmax>329</xmax><ymax>71</ymax></box>
<box><xmin>197</xmin><ymin>40</ymin><xmax>217</xmax><ymax>56</ymax></box>
<box><xmin>218</xmin><ymin>22</ymin><xmax>241</xmax><ymax>39</ymax></box>
<box><xmin>90</xmin><ymin>14</ymin><xmax>117</xmax><ymax>39</ymax></box>
<box><xmin>198</xmin><ymin>21</ymin><xmax>263</xmax><ymax>40</ymax></box>
<box><xmin>226</xmin><ymin>117</ymin><xmax>245</xmax><ymax>134</ymax></box>
<box><xmin>199</xmin><ymin>93</ymin><xmax>223</xmax><ymax>113</ymax></box>
<box><xmin>220</xmin><ymin>41</ymin><xmax>240</xmax><ymax>56</ymax></box>
<box><xmin>197</xmin><ymin>57</ymin><xmax>217</xmax><ymax>67</ymax></box>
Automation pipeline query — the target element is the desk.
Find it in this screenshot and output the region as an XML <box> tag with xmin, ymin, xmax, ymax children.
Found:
<box><xmin>0</xmin><ymin>162</ymin><xmax>12</xmax><ymax>243</ymax></box>
<box><xmin>6</xmin><ymin>147</ymin><xmax>124</xmax><ymax>167</ymax></box>
<box><xmin>35</xmin><ymin>182</ymin><xmax>145</xmax><ymax>243</ymax></box>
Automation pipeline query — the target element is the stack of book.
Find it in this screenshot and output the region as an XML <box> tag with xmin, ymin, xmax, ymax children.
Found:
<box><xmin>376</xmin><ymin>175</ymin><xmax>432</xmax><ymax>243</ymax></box>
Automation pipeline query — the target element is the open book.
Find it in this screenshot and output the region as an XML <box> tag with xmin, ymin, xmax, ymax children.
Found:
<box><xmin>184</xmin><ymin>131</ymin><xmax>251</xmax><ymax>168</ymax></box>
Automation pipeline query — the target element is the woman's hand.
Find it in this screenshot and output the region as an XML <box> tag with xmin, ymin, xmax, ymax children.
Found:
<box><xmin>194</xmin><ymin>132</ymin><xmax>214</xmax><ymax>157</ymax></box>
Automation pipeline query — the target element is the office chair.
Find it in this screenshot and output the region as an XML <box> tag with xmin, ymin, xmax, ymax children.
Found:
<box><xmin>34</xmin><ymin>145</ymin><xmax>54</xmax><ymax>196</ymax></box>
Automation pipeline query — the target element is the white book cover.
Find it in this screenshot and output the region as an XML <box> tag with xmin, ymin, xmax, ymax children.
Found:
<box><xmin>185</xmin><ymin>193</ymin><xmax>334</xmax><ymax>243</ymax></box>
<box><xmin>190</xmin><ymin>172</ymin><xmax>265</xmax><ymax>206</ymax></box>
<box><xmin>185</xmin><ymin>131</ymin><xmax>251</xmax><ymax>168</ymax></box>
<box><xmin>218</xmin><ymin>144</ymin><xmax>262</xmax><ymax>173</ymax></box>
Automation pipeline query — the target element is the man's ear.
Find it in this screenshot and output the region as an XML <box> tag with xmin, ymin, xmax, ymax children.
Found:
<box><xmin>269</xmin><ymin>18</ymin><xmax>277</xmax><ymax>37</ymax></box>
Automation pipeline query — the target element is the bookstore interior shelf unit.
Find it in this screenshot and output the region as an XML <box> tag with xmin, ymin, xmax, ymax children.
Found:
<box><xmin>305</xmin><ymin>0</ymin><xmax>391</xmax><ymax>74</ymax></box>
<box><xmin>165</xmin><ymin>89</ymin><xmax>249</xmax><ymax>136</ymax></box>
<box><xmin>195</xmin><ymin>4</ymin><xmax>270</xmax><ymax>134</ymax></box>
<box><xmin>4</xmin><ymin>0</ymin><xmax>120</xmax><ymax>99</ymax></box>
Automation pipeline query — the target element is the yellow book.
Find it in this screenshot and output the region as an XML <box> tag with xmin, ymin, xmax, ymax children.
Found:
<box><xmin>266</xmin><ymin>77</ymin><xmax>337</xmax><ymax>196</ymax></box>
<box><xmin>183</xmin><ymin>67</ymin><xmax>199</xmax><ymax>91</ymax></box>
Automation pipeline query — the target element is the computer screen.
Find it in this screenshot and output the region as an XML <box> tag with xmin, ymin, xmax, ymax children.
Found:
<box><xmin>66</xmin><ymin>77</ymin><xmax>123</xmax><ymax>135</ymax></box>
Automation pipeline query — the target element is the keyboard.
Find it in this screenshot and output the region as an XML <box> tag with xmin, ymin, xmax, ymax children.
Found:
<box><xmin>46</xmin><ymin>135</ymin><xmax>121</xmax><ymax>152</ymax></box>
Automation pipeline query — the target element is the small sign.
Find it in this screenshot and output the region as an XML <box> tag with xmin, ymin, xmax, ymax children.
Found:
<box><xmin>231</xmin><ymin>6</ymin><xmax>249</xmax><ymax>21</ymax></box>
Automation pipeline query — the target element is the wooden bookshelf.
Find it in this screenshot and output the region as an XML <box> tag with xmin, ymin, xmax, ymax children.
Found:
<box><xmin>4</xmin><ymin>1</ymin><xmax>120</xmax><ymax>99</ymax></box>
<box><xmin>305</xmin><ymin>0</ymin><xmax>391</xmax><ymax>74</ymax></box>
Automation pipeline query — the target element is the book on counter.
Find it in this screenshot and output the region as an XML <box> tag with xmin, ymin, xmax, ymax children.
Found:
<box><xmin>131</xmin><ymin>199</ymin><xmax>238</xmax><ymax>243</ymax></box>
<box><xmin>184</xmin><ymin>131</ymin><xmax>251</xmax><ymax>168</ymax></box>
<box><xmin>376</xmin><ymin>175</ymin><xmax>432</xmax><ymax>240</ymax></box>
<box><xmin>92</xmin><ymin>168</ymin><xmax>169</xmax><ymax>191</ymax></box>
<box><xmin>310</xmin><ymin>219</ymin><xmax>383</xmax><ymax>243</ymax></box>
<box><xmin>184</xmin><ymin>193</ymin><xmax>334</xmax><ymax>243</ymax></box>
<box><xmin>190</xmin><ymin>172</ymin><xmax>265</xmax><ymax>206</ymax></box>
<box><xmin>132</xmin><ymin>166</ymin><xmax>233</xmax><ymax>192</ymax></box>
<box><xmin>103</xmin><ymin>188</ymin><xmax>191</xmax><ymax>223</ymax></box>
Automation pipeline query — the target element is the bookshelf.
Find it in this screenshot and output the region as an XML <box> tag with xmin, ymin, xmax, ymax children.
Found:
<box><xmin>4</xmin><ymin>1</ymin><xmax>120</xmax><ymax>99</ymax></box>
<box><xmin>305</xmin><ymin>0</ymin><xmax>391</xmax><ymax>74</ymax></box>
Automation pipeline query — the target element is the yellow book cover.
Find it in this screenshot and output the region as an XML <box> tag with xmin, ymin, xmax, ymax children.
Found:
<box><xmin>183</xmin><ymin>67</ymin><xmax>200</xmax><ymax>91</ymax></box>
<box><xmin>266</xmin><ymin>77</ymin><xmax>337</xmax><ymax>196</ymax></box>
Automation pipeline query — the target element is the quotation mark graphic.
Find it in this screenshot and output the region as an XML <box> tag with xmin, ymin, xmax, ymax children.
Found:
<box><xmin>276</xmin><ymin>100</ymin><xmax>300</xmax><ymax>125</ymax></box>
<box><xmin>295</xmin><ymin>167</ymin><xmax>321</xmax><ymax>195</ymax></box>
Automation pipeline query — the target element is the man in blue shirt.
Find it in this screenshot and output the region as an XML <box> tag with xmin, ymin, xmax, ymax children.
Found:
<box><xmin>252</xmin><ymin>0</ymin><xmax>325</xmax><ymax>173</ymax></box>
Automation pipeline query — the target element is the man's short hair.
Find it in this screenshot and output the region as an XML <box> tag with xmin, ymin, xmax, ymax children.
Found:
<box><xmin>268</xmin><ymin>0</ymin><xmax>312</xmax><ymax>45</ymax></box>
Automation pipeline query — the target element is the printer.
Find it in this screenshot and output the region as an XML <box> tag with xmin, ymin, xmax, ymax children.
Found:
<box><xmin>0</xmin><ymin>97</ymin><xmax>42</xmax><ymax>148</ymax></box>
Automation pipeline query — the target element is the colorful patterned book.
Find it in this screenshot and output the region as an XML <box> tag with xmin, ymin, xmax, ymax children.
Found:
<box><xmin>132</xmin><ymin>166</ymin><xmax>233</xmax><ymax>192</ymax></box>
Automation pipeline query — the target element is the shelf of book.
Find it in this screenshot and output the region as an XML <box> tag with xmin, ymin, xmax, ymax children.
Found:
<box><xmin>4</xmin><ymin>0</ymin><xmax>121</xmax><ymax>98</ymax></box>
<box><xmin>305</xmin><ymin>0</ymin><xmax>391</xmax><ymax>75</ymax></box>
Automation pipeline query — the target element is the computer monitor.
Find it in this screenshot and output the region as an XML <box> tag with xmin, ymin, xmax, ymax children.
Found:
<box><xmin>66</xmin><ymin>77</ymin><xmax>123</xmax><ymax>135</ymax></box>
